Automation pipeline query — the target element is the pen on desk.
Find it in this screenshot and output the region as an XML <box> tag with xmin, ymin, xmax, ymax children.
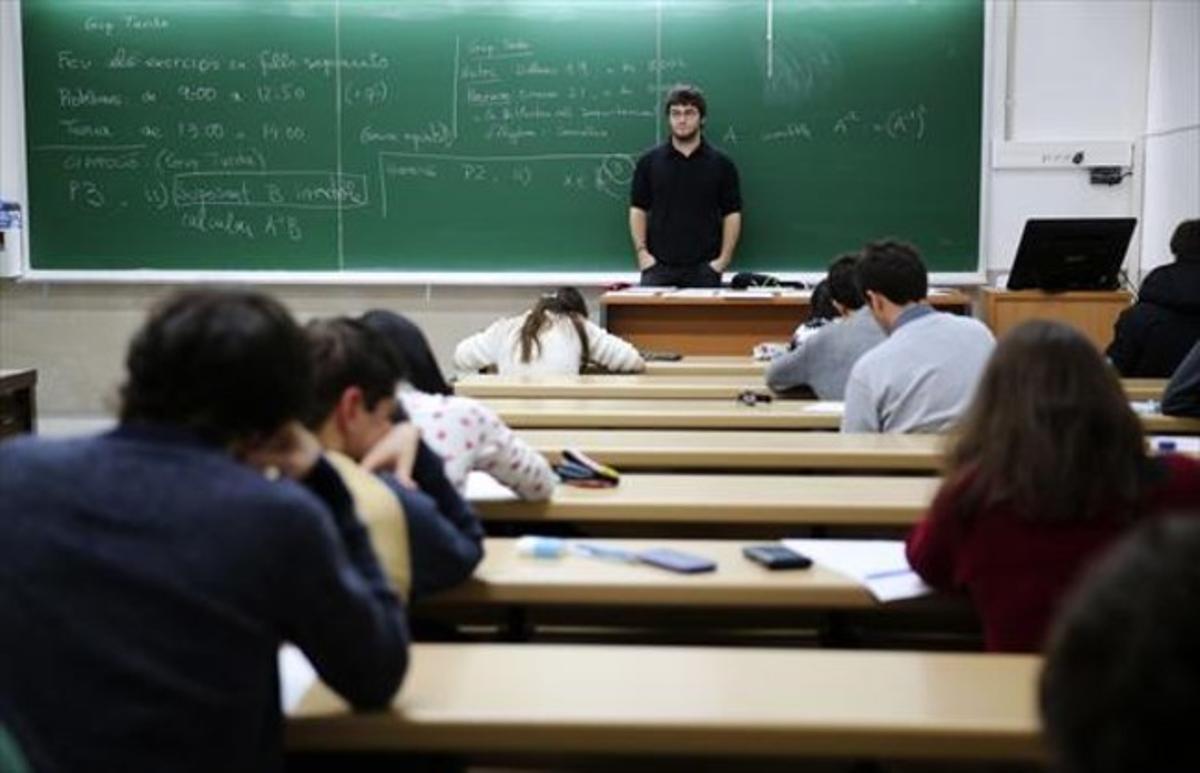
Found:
<box><xmin>569</xmin><ymin>542</ymin><xmax>639</xmax><ymax>563</ymax></box>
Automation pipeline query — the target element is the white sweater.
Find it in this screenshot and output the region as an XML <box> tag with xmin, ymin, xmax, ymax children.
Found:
<box><xmin>400</xmin><ymin>390</ymin><xmax>558</xmax><ymax>500</ymax></box>
<box><xmin>453</xmin><ymin>312</ymin><xmax>645</xmax><ymax>376</ymax></box>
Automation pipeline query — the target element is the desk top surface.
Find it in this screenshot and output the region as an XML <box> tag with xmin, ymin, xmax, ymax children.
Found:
<box><xmin>426</xmin><ymin>538</ymin><xmax>878</xmax><ymax>608</ymax></box>
<box><xmin>288</xmin><ymin>643</ymin><xmax>1043</xmax><ymax>761</ymax></box>
<box><xmin>473</xmin><ymin>472</ymin><xmax>939</xmax><ymax>525</ymax></box>
<box><xmin>517</xmin><ymin>429</ymin><xmax>947</xmax><ymax>471</ymax></box>
<box><xmin>458</xmin><ymin>373</ymin><xmax>766</xmax><ymax>399</ymax></box>
<box><xmin>483</xmin><ymin>397</ymin><xmax>843</xmax><ymax>429</ymax></box>
<box><xmin>641</xmin><ymin>355</ymin><xmax>768</xmax><ymax>376</ymax></box>
<box><xmin>602</xmin><ymin>288</ymin><xmax>973</xmax><ymax>307</ymax></box>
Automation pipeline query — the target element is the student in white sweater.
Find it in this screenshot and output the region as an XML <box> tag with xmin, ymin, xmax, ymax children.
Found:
<box><xmin>841</xmin><ymin>241</ymin><xmax>995</xmax><ymax>433</ymax></box>
<box><xmin>361</xmin><ymin>310</ymin><xmax>558</xmax><ymax>501</ymax></box>
<box><xmin>453</xmin><ymin>287</ymin><xmax>645</xmax><ymax>376</ymax></box>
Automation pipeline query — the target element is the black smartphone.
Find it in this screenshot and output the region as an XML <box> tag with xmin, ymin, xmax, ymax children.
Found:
<box><xmin>743</xmin><ymin>545</ymin><xmax>813</xmax><ymax>570</ymax></box>
<box><xmin>637</xmin><ymin>548</ymin><xmax>717</xmax><ymax>574</ymax></box>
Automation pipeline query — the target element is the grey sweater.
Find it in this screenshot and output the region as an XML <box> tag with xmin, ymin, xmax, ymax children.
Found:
<box><xmin>842</xmin><ymin>309</ymin><xmax>995</xmax><ymax>433</ymax></box>
<box><xmin>765</xmin><ymin>306</ymin><xmax>885</xmax><ymax>399</ymax></box>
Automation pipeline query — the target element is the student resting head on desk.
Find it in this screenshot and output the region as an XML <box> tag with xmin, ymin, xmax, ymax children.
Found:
<box><xmin>905</xmin><ymin>319</ymin><xmax>1200</xmax><ymax>652</ymax></box>
<box><xmin>360</xmin><ymin>309</ymin><xmax>558</xmax><ymax>500</ymax></box>
<box><xmin>304</xmin><ymin>317</ymin><xmax>484</xmax><ymax>601</ymax></box>
<box><xmin>765</xmin><ymin>252</ymin><xmax>885</xmax><ymax>400</ymax></box>
<box><xmin>0</xmin><ymin>289</ymin><xmax>409</xmax><ymax>772</ymax></box>
<box><xmin>453</xmin><ymin>286</ymin><xmax>645</xmax><ymax>377</ymax></box>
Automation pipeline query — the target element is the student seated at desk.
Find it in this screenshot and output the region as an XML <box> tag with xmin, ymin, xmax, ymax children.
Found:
<box><xmin>1162</xmin><ymin>339</ymin><xmax>1200</xmax><ymax>418</ymax></box>
<box><xmin>1107</xmin><ymin>219</ymin><xmax>1200</xmax><ymax>378</ymax></box>
<box><xmin>453</xmin><ymin>286</ymin><xmax>645</xmax><ymax>377</ymax></box>
<box><xmin>0</xmin><ymin>290</ymin><xmax>408</xmax><ymax>771</ymax></box>
<box><xmin>305</xmin><ymin>318</ymin><xmax>484</xmax><ymax>601</ymax></box>
<box><xmin>841</xmin><ymin>240</ymin><xmax>994</xmax><ymax>433</ymax></box>
<box><xmin>1041</xmin><ymin>516</ymin><xmax>1200</xmax><ymax>773</ymax></box>
<box><xmin>906</xmin><ymin>320</ymin><xmax>1200</xmax><ymax>653</ymax></box>
<box><xmin>360</xmin><ymin>309</ymin><xmax>558</xmax><ymax>500</ymax></box>
<box><xmin>765</xmin><ymin>254</ymin><xmax>884</xmax><ymax>399</ymax></box>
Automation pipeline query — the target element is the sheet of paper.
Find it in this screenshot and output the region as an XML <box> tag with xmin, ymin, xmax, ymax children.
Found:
<box><xmin>465</xmin><ymin>470</ymin><xmax>520</xmax><ymax>502</ymax></box>
<box><xmin>672</xmin><ymin>288</ymin><xmax>720</xmax><ymax>298</ymax></box>
<box><xmin>801</xmin><ymin>401</ymin><xmax>845</xmax><ymax>415</ymax></box>
<box><xmin>279</xmin><ymin>644</ymin><xmax>317</xmax><ymax>712</ymax></box>
<box><xmin>1129</xmin><ymin>399</ymin><xmax>1161</xmax><ymax>415</ymax></box>
<box><xmin>609</xmin><ymin>286</ymin><xmax>670</xmax><ymax>295</ymax></box>
<box><xmin>781</xmin><ymin>538</ymin><xmax>932</xmax><ymax>603</ymax></box>
<box><xmin>1149</xmin><ymin>434</ymin><xmax>1200</xmax><ymax>453</ymax></box>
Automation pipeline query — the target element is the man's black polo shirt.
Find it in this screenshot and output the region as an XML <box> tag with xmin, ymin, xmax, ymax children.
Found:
<box><xmin>630</xmin><ymin>139</ymin><xmax>742</xmax><ymax>267</ymax></box>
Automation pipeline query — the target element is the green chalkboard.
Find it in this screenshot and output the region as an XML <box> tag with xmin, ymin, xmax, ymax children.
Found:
<box><xmin>22</xmin><ymin>0</ymin><xmax>983</xmax><ymax>273</ymax></box>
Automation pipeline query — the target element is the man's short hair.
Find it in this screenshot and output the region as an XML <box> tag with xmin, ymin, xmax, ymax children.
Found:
<box><xmin>304</xmin><ymin>317</ymin><xmax>404</xmax><ymax>429</ymax></box>
<box><xmin>1170</xmin><ymin>219</ymin><xmax>1200</xmax><ymax>261</ymax></box>
<box><xmin>826</xmin><ymin>253</ymin><xmax>866</xmax><ymax>309</ymax></box>
<box><xmin>118</xmin><ymin>289</ymin><xmax>311</xmax><ymax>446</ymax></box>
<box><xmin>857</xmin><ymin>240</ymin><xmax>927</xmax><ymax>305</ymax></box>
<box><xmin>1041</xmin><ymin>516</ymin><xmax>1200</xmax><ymax>773</ymax></box>
<box><xmin>664</xmin><ymin>84</ymin><xmax>707</xmax><ymax>119</ymax></box>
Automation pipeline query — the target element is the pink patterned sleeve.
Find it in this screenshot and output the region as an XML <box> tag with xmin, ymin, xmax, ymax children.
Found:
<box><xmin>469</xmin><ymin>401</ymin><xmax>558</xmax><ymax>501</ymax></box>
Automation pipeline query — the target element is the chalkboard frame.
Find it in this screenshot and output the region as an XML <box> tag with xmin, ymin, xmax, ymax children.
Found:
<box><xmin>10</xmin><ymin>0</ymin><xmax>995</xmax><ymax>285</ymax></box>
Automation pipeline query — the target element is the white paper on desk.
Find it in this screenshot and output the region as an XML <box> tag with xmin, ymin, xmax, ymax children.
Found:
<box><xmin>465</xmin><ymin>471</ymin><xmax>519</xmax><ymax>502</ymax></box>
<box><xmin>1130</xmin><ymin>399</ymin><xmax>1161</xmax><ymax>415</ymax></box>
<box><xmin>801</xmin><ymin>401</ymin><xmax>844</xmax><ymax>416</ymax></box>
<box><xmin>720</xmin><ymin>289</ymin><xmax>776</xmax><ymax>299</ymax></box>
<box><xmin>782</xmin><ymin>539</ymin><xmax>932</xmax><ymax>603</ymax></box>
<box><xmin>673</xmin><ymin>288</ymin><xmax>719</xmax><ymax>297</ymax></box>
<box><xmin>1150</xmin><ymin>434</ymin><xmax>1200</xmax><ymax>453</ymax></box>
<box><xmin>279</xmin><ymin>644</ymin><xmax>317</xmax><ymax>712</ymax></box>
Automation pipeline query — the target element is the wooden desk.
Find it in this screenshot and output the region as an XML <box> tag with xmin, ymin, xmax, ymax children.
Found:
<box><xmin>457</xmin><ymin>373</ymin><xmax>768</xmax><ymax>400</ymax></box>
<box><xmin>1124</xmin><ymin>378</ymin><xmax>1166</xmax><ymax>401</ymax></box>
<box><xmin>979</xmin><ymin>288</ymin><xmax>1131</xmax><ymax>350</ymax></box>
<box><xmin>517</xmin><ymin>429</ymin><xmax>946</xmax><ymax>472</ymax></box>
<box><xmin>428</xmin><ymin>538</ymin><xmax>876</xmax><ymax>608</ymax></box>
<box><xmin>642</xmin><ymin>355</ymin><xmax>767</xmax><ymax>376</ymax></box>
<box><xmin>1141</xmin><ymin>413</ymin><xmax>1200</xmax><ymax>434</ymax></box>
<box><xmin>288</xmin><ymin>644</ymin><xmax>1044</xmax><ymax>762</ymax></box>
<box><xmin>473</xmin><ymin>473</ymin><xmax>938</xmax><ymax>527</ymax></box>
<box><xmin>484</xmin><ymin>397</ymin><xmax>841</xmax><ymax>430</ymax></box>
<box><xmin>0</xmin><ymin>369</ymin><xmax>37</xmax><ymax>440</ymax></box>
<box><xmin>601</xmin><ymin>289</ymin><xmax>972</xmax><ymax>355</ymax></box>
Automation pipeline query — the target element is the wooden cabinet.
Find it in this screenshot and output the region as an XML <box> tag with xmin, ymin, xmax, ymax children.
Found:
<box><xmin>978</xmin><ymin>289</ymin><xmax>1132</xmax><ymax>350</ymax></box>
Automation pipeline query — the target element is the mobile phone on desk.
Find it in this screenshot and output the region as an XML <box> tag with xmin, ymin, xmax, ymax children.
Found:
<box><xmin>743</xmin><ymin>544</ymin><xmax>813</xmax><ymax>570</ymax></box>
<box><xmin>640</xmin><ymin>350</ymin><xmax>683</xmax><ymax>362</ymax></box>
<box><xmin>637</xmin><ymin>548</ymin><xmax>717</xmax><ymax>574</ymax></box>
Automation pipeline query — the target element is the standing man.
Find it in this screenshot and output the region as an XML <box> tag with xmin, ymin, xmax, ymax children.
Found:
<box><xmin>630</xmin><ymin>84</ymin><xmax>743</xmax><ymax>287</ymax></box>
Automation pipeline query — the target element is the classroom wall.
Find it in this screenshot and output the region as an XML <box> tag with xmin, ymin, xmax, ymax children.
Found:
<box><xmin>0</xmin><ymin>0</ymin><xmax>1185</xmax><ymax>416</ymax></box>
<box><xmin>1141</xmin><ymin>0</ymin><xmax>1200</xmax><ymax>274</ymax></box>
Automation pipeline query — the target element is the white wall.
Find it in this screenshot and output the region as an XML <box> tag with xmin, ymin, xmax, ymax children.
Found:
<box><xmin>984</xmin><ymin>0</ymin><xmax>1150</xmax><ymax>277</ymax></box>
<box><xmin>1141</xmin><ymin>0</ymin><xmax>1200</xmax><ymax>275</ymax></box>
<box><xmin>0</xmin><ymin>0</ymin><xmax>27</xmax><ymax>276</ymax></box>
<box><xmin>1</xmin><ymin>0</ymin><xmax>1189</xmax><ymax>415</ymax></box>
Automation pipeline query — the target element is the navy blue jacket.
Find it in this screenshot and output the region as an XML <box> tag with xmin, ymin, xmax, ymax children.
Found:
<box><xmin>384</xmin><ymin>439</ymin><xmax>484</xmax><ymax>600</ymax></box>
<box><xmin>0</xmin><ymin>425</ymin><xmax>408</xmax><ymax>773</ymax></box>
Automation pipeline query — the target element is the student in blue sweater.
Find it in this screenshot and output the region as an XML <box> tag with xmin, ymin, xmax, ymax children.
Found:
<box><xmin>304</xmin><ymin>317</ymin><xmax>484</xmax><ymax>601</ymax></box>
<box><xmin>0</xmin><ymin>290</ymin><xmax>408</xmax><ymax>773</ymax></box>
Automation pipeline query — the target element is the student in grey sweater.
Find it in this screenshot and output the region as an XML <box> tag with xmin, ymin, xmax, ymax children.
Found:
<box><xmin>766</xmin><ymin>254</ymin><xmax>885</xmax><ymax>399</ymax></box>
<box><xmin>842</xmin><ymin>241</ymin><xmax>995</xmax><ymax>433</ymax></box>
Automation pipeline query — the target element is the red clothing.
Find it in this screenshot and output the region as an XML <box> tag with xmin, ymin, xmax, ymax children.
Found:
<box><xmin>906</xmin><ymin>454</ymin><xmax>1200</xmax><ymax>652</ymax></box>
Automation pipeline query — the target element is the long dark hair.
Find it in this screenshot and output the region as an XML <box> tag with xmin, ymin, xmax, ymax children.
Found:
<box><xmin>358</xmin><ymin>310</ymin><xmax>453</xmax><ymax>395</ymax></box>
<box><xmin>518</xmin><ymin>287</ymin><xmax>590</xmax><ymax>370</ymax></box>
<box><xmin>946</xmin><ymin>320</ymin><xmax>1148</xmax><ymax>523</ymax></box>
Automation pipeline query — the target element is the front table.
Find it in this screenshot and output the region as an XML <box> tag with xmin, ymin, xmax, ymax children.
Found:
<box><xmin>601</xmin><ymin>289</ymin><xmax>971</xmax><ymax>355</ymax></box>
